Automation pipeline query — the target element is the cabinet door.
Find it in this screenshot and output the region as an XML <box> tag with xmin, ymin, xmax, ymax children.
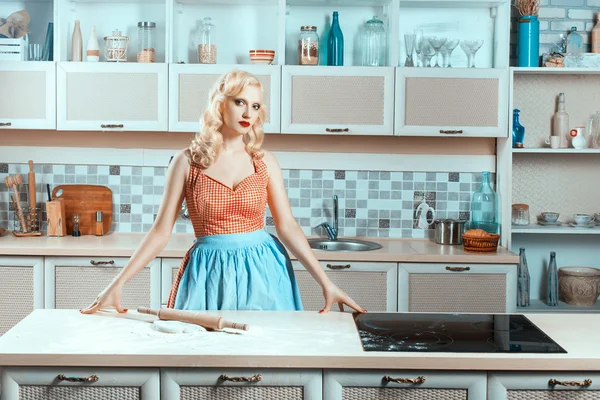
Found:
<box><xmin>281</xmin><ymin>66</ymin><xmax>395</xmax><ymax>135</ymax></box>
<box><xmin>161</xmin><ymin>258</ymin><xmax>183</xmax><ymax>306</ymax></box>
<box><xmin>1</xmin><ymin>367</ymin><xmax>159</xmax><ymax>400</ymax></box>
<box><xmin>0</xmin><ymin>62</ymin><xmax>56</xmax><ymax>129</ymax></box>
<box><xmin>395</xmin><ymin>68</ymin><xmax>508</xmax><ymax>137</ymax></box>
<box><xmin>57</xmin><ymin>62</ymin><xmax>168</xmax><ymax>131</ymax></box>
<box><xmin>0</xmin><ymin>257</ymin><xmax>44</xmax><ymax>336</ymax></box>
<box><xmin>325</xmin><ymin>369</ymin><xmax>487</xmax><ymax>400</ymax></box>
<box><xmin>44</xmin><ymin>257</ymin><xmax>161</xmax><ymax>309</ymax></box>
<box><xmin>398</xmin><ymin>263</ymin><xmax>517</xmax><ymax>313</ymax></box>
<box><xmin>169</xmin><ymin>64</ymin><xmax>281</xmax><ymax>133</ymax></box>
<box><xmin>292</xmin><ymin>261</ymin><xmax>397</xmax><ymax>312</ymax></box>
<box><xmin>161</xmin><ymin>368</ymin><xmax>322</xmax><ymax>400</ymax></box>
<box><xmin>488</xmin><ymin>372</ymin><xmax>600</xmax><ymax>399</ymax></box>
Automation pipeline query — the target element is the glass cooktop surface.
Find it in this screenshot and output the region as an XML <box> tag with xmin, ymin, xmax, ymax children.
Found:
<box><xmin>354</xmin><ymin>313</ymin><xmax>566</xmax><ymax>353</ymax></box>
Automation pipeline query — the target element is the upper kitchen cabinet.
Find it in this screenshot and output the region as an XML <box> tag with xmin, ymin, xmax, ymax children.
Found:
<box><xmin>281</xmin><ymin>66</ymin><xmax>395</xmax><ymax>135</ymax></box>
<box><xmin>170</xmin><ymin>0</ymin><xmax>279</xmax><ymax>65</ymax></box>
<box><xmin>0</xmin><ymin>62</ymin><xmax>56</xmax><ymax>130</ymax></box>
<box><xmin>56</xmin><ymin>62</ymin><xmax>168</xmax><ymax>131</ymax></box>
<box><xmin>395</xmin><ymin>68</ymin><xmax>509</xmax><ymax>137</ymax></box>
<box><xmin>169</xmin><ymin>64</ymin><xmax>281</xmax><ymax>133</ymax></box>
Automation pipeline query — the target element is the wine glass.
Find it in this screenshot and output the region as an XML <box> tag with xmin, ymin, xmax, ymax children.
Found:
<box><xmin>426</xmin><ymin>36</ymin><xmax>447</xmax><ymax>67</ymax></box>
<box><xmin>442</xmin><ymin>38</ymin><xmax>460</xmax><ymax>68</ymax></box>
<box><xmin>421</xmin><ymin>42</ymin><xmax>435</xmax><ymax>67</ymax></box>
<box><xmin>404</xmin><ymin>33</ymin><xmax>416</xmax><ymax>67</ymax></box>
<box><xmin>414</xmin><ymin>29</ymin><xmax>424</xmax><ymax>67</ymax></box>
<box><xmin>461</xmin><ymin>39</ymin><xmax>484</xmax><ymax>68</ymax></box>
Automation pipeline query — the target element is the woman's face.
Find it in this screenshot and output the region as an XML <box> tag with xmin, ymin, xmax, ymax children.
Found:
<box><xmin>221</xmin><ymin>84</ymin><xmax>263</xmax><ymax>136</ymax></box>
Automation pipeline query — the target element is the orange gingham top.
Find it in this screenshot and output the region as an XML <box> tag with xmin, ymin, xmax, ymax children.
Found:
<box><xmin>167</xmin><ymin>156</ymin><xmax>269</xmax><ymax>308</ymax></box>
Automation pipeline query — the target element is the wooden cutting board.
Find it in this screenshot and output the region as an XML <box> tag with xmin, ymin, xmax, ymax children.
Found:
<box><xmin>51</xmin><ymin>185</ymin><xmax>113</xmax><ymax>235</ymax></box>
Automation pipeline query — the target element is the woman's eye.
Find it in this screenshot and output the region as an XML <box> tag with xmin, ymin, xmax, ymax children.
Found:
<box><xmin>235</xmin><ymin>99</ymin><xmax>244</xmax><ymax>106</ymax></box>
<box><xmin>253</xmin><ymin>104</ymin><xmax>260</xmax><ymax>110</ymax></box>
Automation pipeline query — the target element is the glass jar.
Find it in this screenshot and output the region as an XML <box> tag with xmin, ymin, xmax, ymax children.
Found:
<box><xmin>137</xmin><ymin>21</ymin><xmax>156</xmax><ymax>63</ymax></box>
<box><xmin>362</xmin><ymin>16</ymin><xmax>387</xmax><ymax>66</ymax></box>
<box><xmin>512</xmin><ymin>203</ymin><xmax>530</xmax><ymax>226</ymax></box>
<box><xmin>197</xmin><ymin>17</ymin><xmax>216</xmax><ymax>64</ymax></box>
<box><xmin>298</xmin><ymin>25</ymin><xmax>319</xmax><ymax>65</ymax></box>
<box><xmin>470</xmin><ymin>171</ymin><xmax>500</xmax><ymax>234</ymax></box>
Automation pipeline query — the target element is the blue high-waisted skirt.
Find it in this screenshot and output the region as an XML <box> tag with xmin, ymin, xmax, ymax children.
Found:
<box><xmin>173</xmin><ymin>229</ymin><xmax>304</xmax><ymax>311</ymax></box>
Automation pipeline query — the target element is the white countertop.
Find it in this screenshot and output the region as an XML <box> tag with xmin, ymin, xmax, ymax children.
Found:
<box><xmin>0</xmin><ymin>310</ymin><xmax>597</xmax><ymax>370</ymax></box>
<box><xmin>0</xmin><ymin>232</ymin><xmax>518</xmax><ymax>263</ymax></box>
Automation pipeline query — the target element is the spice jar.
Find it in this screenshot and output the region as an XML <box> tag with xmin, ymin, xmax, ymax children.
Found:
<box><xmin>137</xmin><ymin>21</ymin><xmax>156</xmax><ymax>63</ymax></box>
<box><xmin>298</xmin><ymin>26</ymin><xmax>319</xmax><ymax>65</ymax></box>
<box><xmin>197</xmin><ymin>17</ymin><xmax>216</xmax><ymax>64</ymax></box>
<box><xmin>95</xmin><ymin>211</ymin><xmax>104</xmax><ymax>236</ymax></box>
<box><xmin>512</xmin><ymin>203</ymin><xmax>530</xmax><ymax>226</ymax></box>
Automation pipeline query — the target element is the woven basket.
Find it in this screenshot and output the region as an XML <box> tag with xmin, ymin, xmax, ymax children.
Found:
<box><xmin>462</xmin><ymin>233</ymin><xmax>500</xmax><ymax>252</ymax></box>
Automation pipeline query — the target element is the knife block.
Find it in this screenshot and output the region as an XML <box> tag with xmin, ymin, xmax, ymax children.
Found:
<box><xmin>46</xmin><ymin>199</ymin><xmax>67</xmax><ymax>237</ymax></box>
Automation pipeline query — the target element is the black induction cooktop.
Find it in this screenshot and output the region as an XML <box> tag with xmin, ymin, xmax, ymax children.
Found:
<box><xmin>354</xmin><ymin>313</ymin><xmax>566</xmax><ymax>353</ymax></box>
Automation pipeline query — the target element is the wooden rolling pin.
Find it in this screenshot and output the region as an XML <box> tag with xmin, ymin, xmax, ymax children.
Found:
<box><xmin>28</xmin><ymin>160</ymin><xmax>36</xmax><ymax>209</ymax></box>
<box><xmin>137</xmin><ymin>307</ymin><xmax>249</xmax><ymax>331</ymax></box>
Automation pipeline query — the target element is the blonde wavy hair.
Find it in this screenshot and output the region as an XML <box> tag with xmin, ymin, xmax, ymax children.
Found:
<box><xmin>186</xmin><ymin>69</ymin><xmax>266</xmax><ymax>168</ymax></box>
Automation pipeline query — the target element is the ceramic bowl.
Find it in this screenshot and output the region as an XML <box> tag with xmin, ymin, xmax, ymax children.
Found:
<box><xmin>558</xmin><ymin>267</ymin><xmax>600</xmax><ymax>306</ymax></box>
<box><xmin>249</xmin><ymin>49</ymin><xmax>275</xmax><ymax>65</ymax></box>
<box><xmin>540</xmin><ymin>212</ymin><xmax>559</xmax><ymax>223</ymax></box>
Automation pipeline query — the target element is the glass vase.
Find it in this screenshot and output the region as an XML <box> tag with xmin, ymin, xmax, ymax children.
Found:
<box><xmin>517</xmin><ymin>15</ymin><xmax>540</xmax><ymax>67</ymax></box>
<box><xmin>547</xmin><ymin>251</ymin><xmax>558</xmax><ymax>306</ymax></box>
<box><xmin>517</xmin><ymin>248</ymin><xmax>530</xmax><ymax>307</ymax></box>
<box><xmin>470</xmin><ymin>171</ymin><xmax>500</xmax><ymax>234</ymax></box>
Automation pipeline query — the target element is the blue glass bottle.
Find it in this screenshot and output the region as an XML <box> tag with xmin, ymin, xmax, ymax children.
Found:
<box><xmin>517</xmin><ymin>248</ymin><xmax>530</xmax><ymax>307</ymax></box>
<box><xmin>512</xmin><ymin>109</ymin><xmax>525</xmax><ymax>148</ymax></box>
<box><xmin>327</xmin><ymin>11</ymin><xmax>344</xmax><ymax>66</ymax></box>
<box><xmin>547</xmin><ymin>251</ymin><xmax>558</xmax><ymax>306</ymax></box>
<box><xmin>470</xmin><ymin>171</ymin><xmax>499</xmax><ymax>234</ymax></box>
<box><xmin>566</xmin><ymin>27</ymin><xmax>584</xmax><ymax>53</ymax></box>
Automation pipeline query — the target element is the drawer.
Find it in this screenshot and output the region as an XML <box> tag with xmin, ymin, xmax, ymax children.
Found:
<box><xmin>488</xmin><ymin>372</ymin><xmax>600</xmax><ymax>399</ymax></box>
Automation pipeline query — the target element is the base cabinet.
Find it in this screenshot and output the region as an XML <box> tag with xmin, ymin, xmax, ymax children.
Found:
<box><xmin>488</xmin><ymin>372</ymin><xmax>600</xmax><ymax>399</ymax></box>
<box><xmin>161</xmin><ymin>368</ymin><xmax>322</xmax><ymax>400</ymax></box>
<box><xmin>0</xmin><ymin>367</ymin><xmax>159</xmax><ymax>400</ymax></box>
<box><xmin>324</xmin><ymin>370</ymin><xmax>487</xmax><ymax>400</ymax></box>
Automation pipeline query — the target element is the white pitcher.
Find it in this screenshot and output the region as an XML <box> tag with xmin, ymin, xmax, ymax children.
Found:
<box><xmin>415</xmin><ymin>200</ymin><xmax>436</xmax><ymax>229</ymax></box>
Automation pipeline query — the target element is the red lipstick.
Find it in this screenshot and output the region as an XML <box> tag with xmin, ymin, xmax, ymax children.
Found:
<box><xmin>239</xmin><ymin>121</ymin><xmax>250</xmax><ymax>128</ymax></box>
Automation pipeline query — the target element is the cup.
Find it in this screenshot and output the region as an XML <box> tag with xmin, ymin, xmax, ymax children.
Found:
<box><xmin>573</xmin><ymin>213</ymin><xmax>594</xmax><ymax>225</ymax></box>
<box><xmin>540</xmin><ymin>212</ymin><xmax>560</xmax><ymax>223</ymax></box>
<box><xmin>595</xmin><ymin>213</ymin><xmax>600</xmax><ymax>222</ymax></box>
<box><xmin>28</xmin><ymin>43</ymin><xmax>41</xmax><ymax>61</ymax></box>
<box><xmin>545</xmin><ymin>136</ymin><xmax>561</xmax><ymax>149</ymax></box>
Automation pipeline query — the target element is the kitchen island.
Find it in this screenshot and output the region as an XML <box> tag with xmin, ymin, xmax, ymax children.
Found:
<box><xmin>0</xmin><ymin>310</ymin><xmax>599</xmax><ymax>399</ymax></box>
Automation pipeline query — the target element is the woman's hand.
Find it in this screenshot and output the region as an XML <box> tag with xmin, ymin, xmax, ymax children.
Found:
<box><xmin>320</xmin><ymin>282</ymin><xmax>366</xmax><ymax>314</ymax></box>
<box><xmin>80</xmin><ymin>281</ymin><xmax>128</xmax><ymax>314</ymax></box>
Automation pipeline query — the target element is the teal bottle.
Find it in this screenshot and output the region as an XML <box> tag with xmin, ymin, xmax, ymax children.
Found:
<box><xmin>547</xmin><ymin>252</ymin><xmax>558</xmax><ymax>306</ymax></box>
<box><xmin>327</xmin><ymin>11</ymin><xmax>344</xmax><ymax>66</ymax></box>
<box><xmin>512</xmin><ymin>109</ymin><xmax>525</xmax><ymax>148</ymax></box>
<box><xmin>470</xmin><ymin>171</ymin><xmax>499</xmax><ymax>234</ymax></box>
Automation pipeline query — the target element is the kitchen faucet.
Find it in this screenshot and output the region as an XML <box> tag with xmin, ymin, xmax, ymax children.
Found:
<box><xmin>316</xmin><ymin>195</ymin><xmax>338</xmax><ymax>240</ymax></box>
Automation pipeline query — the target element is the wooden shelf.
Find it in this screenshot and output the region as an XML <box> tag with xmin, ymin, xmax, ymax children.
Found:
<box><xmin>519</xmin><ymin>299</ymin><xmax>600</xmax><ymax>313</ymax></box>
<box><xmin>513</xmin><ymin>148</ymin><xmax>600</xmax><ymax>154</ymax></box>
<box><xmin>512</xmin><ymin>225</ymin><xmax>600</xmax><ymax>234</ymax></box>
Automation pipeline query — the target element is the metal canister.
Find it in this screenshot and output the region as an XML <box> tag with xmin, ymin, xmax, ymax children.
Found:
<box><xmin>433</xmin><ymin>219</ymin><xmax>467</xmax><ymax>245</ymax></box>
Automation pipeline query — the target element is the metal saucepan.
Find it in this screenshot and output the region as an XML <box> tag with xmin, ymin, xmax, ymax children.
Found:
<box><xmin>433</xmin><ymin>219</ymin><xmax>467</xmax><ymax>245</ymax></box>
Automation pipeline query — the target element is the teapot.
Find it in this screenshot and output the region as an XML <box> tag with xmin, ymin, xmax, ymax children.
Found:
<box><xmin>415</xmin><ymin>200</ymin><xmax>436</xmax><ymax>229</ymax></box>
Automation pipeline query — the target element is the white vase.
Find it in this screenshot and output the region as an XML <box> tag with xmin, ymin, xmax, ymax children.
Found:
<box><xmin>71</xmin><ymin>20</ymin><xmax>82</xmax><ymax>62</ymax></box>
<box><xmin>86</xmin><ymin>25</ymin><xmax>99</xmax><ymax>62</ymax></box>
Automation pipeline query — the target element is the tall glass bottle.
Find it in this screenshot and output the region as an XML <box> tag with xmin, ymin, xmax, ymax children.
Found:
<box><xmin>517</xmin><ymin>248</ymin><xmax>530</xmax><ymax>307</ymax></box>
<box><xmin>512</xmin><ymin>109</ymin><xmax>525</xmax><ymax>148</ymax></box>
<box><xmin>327</xmin><ymin>11</ymin><xmax>344</xmax><ymax>66</ymax></box>
<box><xmin>547</xmin><ymin>251</ymin><xmax>558</xmax><ymax>306</ymax></box>
<box><xmin>470</xmin><ymin>171</ymin><xmax>499</xmax><ymax>234</ymax></box>
<box><xmin>553</xmin><ymin>93</ymin><xmax>569</xmax><ymax>148</ymax></box>
<box><xmin>566</xmin><ymin>27</ymin><xmax>583</xmax><ymax>53</ymax></box>
<box><xmin>71</xmin><ymin>20</ymin><xmax>82</xmax><ymax>62</ymax></box>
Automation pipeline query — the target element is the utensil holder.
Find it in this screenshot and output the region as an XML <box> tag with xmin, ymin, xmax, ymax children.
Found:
<box><xmin>12</xmin><ymin>205</ymin><xmax>42</xmax><ymax>236</ymax></box>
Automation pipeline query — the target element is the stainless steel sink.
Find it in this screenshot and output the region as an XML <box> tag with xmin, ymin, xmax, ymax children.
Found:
<box><xmin>307</xmin><ymin>238</ymin><xmax>382</xmax><ymax>252</ymax></box>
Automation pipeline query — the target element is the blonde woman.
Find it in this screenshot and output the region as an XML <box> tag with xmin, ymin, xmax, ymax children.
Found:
<box><xmin>81</xmin><ymin>69</ymin><xmax>365</xmax><ymax>314</ymax></box>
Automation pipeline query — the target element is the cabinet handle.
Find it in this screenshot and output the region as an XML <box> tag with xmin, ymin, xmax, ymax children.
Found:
<box><xmin>549</xmin><ymin>378</ymin><xmax>592</xmax><ymax>387</ymax></box>
<box><xmin>382</xmin><ymin>375</ymin><xmax>426</xmax><ymax>384</ymax></box>
<box><xmin>219</xmin><ymin>374</ymin><xmax>262</xmax><ymax>383</ymax></box>
<box><xmin>326</xmin><ymin>264</ymin><xmax>351</xmax><ymax>270</ymax></box>
<box><xmin>446</xmin><ymin>266</ymin><xmax>470</xmax><ymax>272</ymax></box>
<box><xmin>90</xmin><ymin>260</ymin><xmax>115</xmax><ymax>266</ymax></box>
<box><xmin>101</xmin><ymin>124</ymin><xmax>124</xmax><ymax>129</ymax></box>
<box><xmin>325</xmin><ymin>128</ymin><xmax>349</xmax><ymax>133</ymax></box>
<box><xmin>57</xmin><ymin>374</ymin><xmax>99</xmax><ymax>383</ymax></box>
<box><xmin>439</xmin><ymin>129</ymin><xmax>463</xmax><ymax>134</ymax></box>
<box><xmin>0</xmin><ymin>122</ymin><xmax>12</xmax><ymax>127</ymax></box>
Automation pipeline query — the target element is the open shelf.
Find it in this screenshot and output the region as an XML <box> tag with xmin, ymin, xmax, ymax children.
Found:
<box><xmin>0</xmin><ymin>1</ymin><xmax>54</xmax><ymax>59</ymax></box>
<box><xmin>512</xmin><ymin>224</ymin><xmax>600</xmax><ymax>235</ymax></box>
<box><xmin>512</xmin><ymin>67</ymin><xmax>600</xmax><ymax>75</ymax></box>
<box><xmin>519</xmin><ymin>299</ymin><xmax>600</xmax><ymax>313</ymax></box>
<box><xmin>513</xmin><ymin>148</ymin><xmax>600</xmax><ymax>154</ymax></box>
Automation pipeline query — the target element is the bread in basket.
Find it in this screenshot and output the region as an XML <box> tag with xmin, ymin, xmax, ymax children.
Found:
<box><xmin>462</xmin><ymin>229</ymin><xmax>500</xmax><ymax>252</ymax></box>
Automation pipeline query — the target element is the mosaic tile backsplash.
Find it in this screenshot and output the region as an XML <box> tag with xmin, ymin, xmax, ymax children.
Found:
<box><xmin>0</xmin><ymin>163</ymin><xmax>492</xmax><ymax>239</ymax></box>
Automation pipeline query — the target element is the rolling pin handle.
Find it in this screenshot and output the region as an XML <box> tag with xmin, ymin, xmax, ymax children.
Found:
<box><xmin>137</xmin><ymin>307</ymin><xmax>158</xmax><ymax>316</ymax></box>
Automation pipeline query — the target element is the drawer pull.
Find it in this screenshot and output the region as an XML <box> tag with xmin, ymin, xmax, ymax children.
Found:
<box><xmin>549</xmin><ymin>378</ymin><xmax>592</xmax><ymax>387</ymax></box>
<box><xmin>57</xmin><ymin>374</ymin><xmax>99</xmax><ymax>383</ymax></box>
<box><xmin>383</xmin><ymin>375</ymin><xmax>426</xmax><ymax>384</ymax></box>
<box><xmin>219</xmin><ymin>374</ymin><xmax>262</xmax><ymax>383</ymax></box>
<box><xmin>325</xmin><ymin>128</ymin><xmax>349</xmax><ymax>133</ymax></box>
<box><xmin>101</xmin><ymin>124</ymin><xmax>124</xmax><ymax>129</ymax></box>
<box><xmin>326</xmin><ymin>264</ymin><xmax>351</xmax><ymax>270</ymax></box>
<box><xmin>0</xmin><ymin>122</ymin><xmax>12</xmax><ymax>127</ymax></box>
<box><xmin>446</xmin><ymin>266</ymin><xmax>470</xmax><ymax>272</ymax></box>
<box><xmin>439</xmin><ymin>129</ymin><xmax>463</xmax><ymax>134</ymax></box>
<box><xmin>90</xmin><ymin>260</ymin><xmax>115</xmax><ymax>266</ymax></box>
